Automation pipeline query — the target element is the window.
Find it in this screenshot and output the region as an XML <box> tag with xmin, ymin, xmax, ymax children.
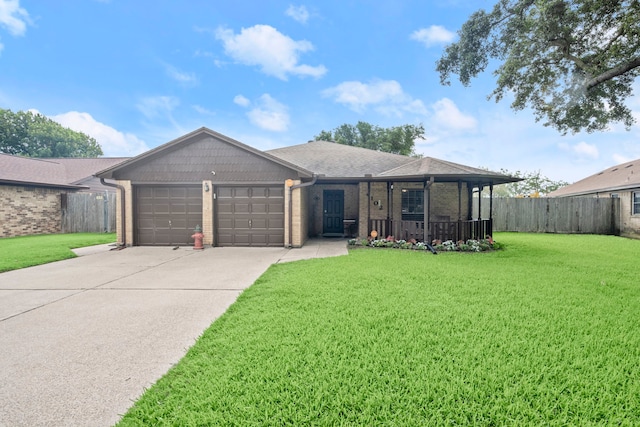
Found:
<box><xmin>401</xmin><ymin>189</ymin><xmax>423</xmax><ymax>220</ymax></box>
<box><xmin>633</xmin><ymin>191</ymin><xmax>640</xmax><ymax>215</ymax></box>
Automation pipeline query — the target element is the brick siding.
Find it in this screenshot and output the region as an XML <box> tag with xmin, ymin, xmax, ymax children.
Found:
<box><xmin>0</xmin><ymin>184</ymin><xmax>63</xmax><ymax>237</ymax></box>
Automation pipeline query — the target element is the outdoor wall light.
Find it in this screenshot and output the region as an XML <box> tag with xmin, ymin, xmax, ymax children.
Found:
<box><xmin>204</xmin><ymin>183</ymin><xmax>210</xmax><ymax>192</ymax></box>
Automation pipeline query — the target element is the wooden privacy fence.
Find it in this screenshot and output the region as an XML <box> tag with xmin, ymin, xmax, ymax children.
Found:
<box><xmin>61</xmin><ymin>192</ymin><xmax>116</xmax><ymax>233</ymax></box>
<box><xmin>477</xmin><ymin>197</ymin><xmax>620</xmax><ymax>235</ymax></box>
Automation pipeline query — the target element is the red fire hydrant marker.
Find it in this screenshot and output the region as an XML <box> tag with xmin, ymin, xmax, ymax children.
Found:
<box><xmin>191</xmin><ymin>225</ymin><xmax>204</xmax><ymax>250</ymax></box>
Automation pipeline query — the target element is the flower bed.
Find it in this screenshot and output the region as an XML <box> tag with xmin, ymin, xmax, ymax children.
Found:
<box><xmin>347</xmin><ymin>236</ymin><xmax>499</xmax><ymax>252</ymax></box>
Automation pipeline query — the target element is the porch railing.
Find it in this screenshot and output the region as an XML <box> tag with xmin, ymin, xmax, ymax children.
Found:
<box><xmin>369</xmin><ymin>219</ymin><xmax>493</xmax><ymax>242</ymax></box>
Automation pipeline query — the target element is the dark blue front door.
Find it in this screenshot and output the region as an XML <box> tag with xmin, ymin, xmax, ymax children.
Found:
<box><xmin>323</xmin><ymin>190</ymin><xmax>344</xmax><ymax>234</ymax></box>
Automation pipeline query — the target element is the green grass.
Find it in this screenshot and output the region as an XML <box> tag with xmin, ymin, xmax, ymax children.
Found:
<box><xmin>0</xmin><ymin>233</ymin><xmax>116</xmax><ymax>272</ymax></box>
<box><xmin>118</xmin><ymin>233</ymin><xmax>640</xmax><ymax>426</ymax></box>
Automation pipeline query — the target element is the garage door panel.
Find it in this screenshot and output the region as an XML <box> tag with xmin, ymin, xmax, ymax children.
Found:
<box><xmin>135</xmin><ymin>186</ymin><xmax>202</xmax><ymax>246</ymax></box>
<box><xmin>217</xmin><ymin>185</ymin><xmax>284</xmax><ymax>247</ymax></box>
<box><xmin>268</xmin><ymin>203</ymin><xmax>283</xmax><ymax>213</ymax></box>
<box><xmin>250</xmin><ymin>234</ymin><xmax>267</xmax><ymax>245</ymax></box>
<box><xmin>251</xmin><ymin>218</ymin><xmax>267</xmax><ymax>229</ymax></box>
<box><xmin>234</xmin><ymin>203</ymin><xmax>250</xmax><ymax>213</ymax></box>
<box><xmin>218</xmin><ymin>218</ymin><xmax>234</xmax><ymax>229</ymax></box>
<box><xmin>234</xmin><ymin>222</ymin><xmax>250</xmax><ymax>230</ymax></box>
<box><xmin>217</xmin><ymin>202</ymin><xmax>233</xmax><ymax>214</ymax></box>
<box><xmin>217</xmin><ymin>187</ymin><xmax>234</xmax><ymax>198</ymax></box>
<box><xmin>154</xmin><ymin>188</ymin><xmax>170</xmax><ymax>198</ymax></box>
<box><xmin>268</xmin><ymin>218</ymin><xmax>284</xmax><ymax>228</ymax></box>
<box><xmin>251</xmin><ymin>203</ymin><xmax>267</xmax><ymax>213</ymax></box>
<box><xmin>269</xmin><ymin>187</ymin><xmax>284</xmax><ymax>197</ymax></box>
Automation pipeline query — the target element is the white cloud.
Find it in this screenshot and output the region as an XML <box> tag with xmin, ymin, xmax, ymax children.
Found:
<box><xmin>431</xmin><ymin>98</ymin><xmax>477</xmax><ymax>132</ymax></box>
<box><xmin>322</xmin><ymin>79</ymin><xmax>428</xmax><ymax>116</ymax></box>
<box><xmin>286</xmin><ymin>5</ymin><xmax>310</xmax><ymax>24</ymax></box>
<box><xmin>612</xmin><ymin>153</ymin><xmax>635</xmax><ymax>164</ymax></box>
<box><xmin>410</xmin><ymin>25</ymin><xmax>456</xmax><ymax>47</ymax></box>
<box><xmin>49</xmin><ymin>111</ymin><xmax>149</xmax><ymax>157</ymax></box>
<box><xmin>233</xmin><ymin>94</ymin><xmax>251</xmax><ymax>107</ymax></box>
<box><xmin>164</xmin><ymin>63</ymin><xmax>198</xmax><ymax>86</ymax></box>
<box><xmin>215</xmin><ymin>24</ymin><xmax>327</xmax><ymax>80</ymax></box>
<box><xmin>559</xmin><ymin>141</ymin><xmax>599</xmax><ymax>159</ymax></box>
<box><xmin>136</xmin><ymin>96</ymin><xmax>180</xmax><ymax>119</ymax></box>
<box><xmin>192</xmin><ymin>105</ymin><xmax>216</xmax><ymax>116</ymax></box>
<box><xmin>0</xmin><ymin>0</ymin><xmax>30</xmax><ymax>36</ymax></box>
<box><xmin>236</xmin><ymin>94</ymin><xmax>289</xmax><ymax>132</ymax></box>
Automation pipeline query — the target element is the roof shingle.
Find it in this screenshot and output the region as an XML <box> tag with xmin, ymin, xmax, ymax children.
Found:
<box><xmin>0</xmin><ymin>154</ymin><xmax>128</xmax><ymax>190</ymax></box>
<box><xmin>268</xmin><ymin>140</ymin><xmax>516</xmax><ymax>183</ymax></box>
<box><xmin>549</xmin><ymin>158</ymin><xmax>640</xmax><ymax>197</ymax></box>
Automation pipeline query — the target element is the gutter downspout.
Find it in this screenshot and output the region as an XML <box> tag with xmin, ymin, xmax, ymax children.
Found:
<box><xmin>100</xmin><ymin>178</ymin><xmax>126</xmax><ymax>248</ymax></box>
<box><xmin>288</xmin><ymin>174</ymin><xmax>318</xmax><ymax>248</ymax></box>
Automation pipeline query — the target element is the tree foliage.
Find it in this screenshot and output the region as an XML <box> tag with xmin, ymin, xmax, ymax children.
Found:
<box><xmin>314</xmin><ymin>121</ymin><xmax>425</xmax><ymax>156</ymax></box>
<box><xmin>492</xmin><ymin>169</ymin><xmax>569</xmax><ymax>197</ymax></box>
<box><xmin>437</xmin><ymin>0</ymin><xmax>640</xmax><ymax>134</ymax></box>
<box><xmin>0</xmin><ymin>108</ymin><xmax>103</xmax><ymax>157</ymax></box>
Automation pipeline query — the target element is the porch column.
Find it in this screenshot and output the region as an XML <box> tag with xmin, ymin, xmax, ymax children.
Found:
<box><xmin>489</xmin><ymin>183</ymin><xmax>494</xmax><ymax>237</ymax></box>
<box><xmin>388</xmin><ymin>181</ymin><xmax>393</xmax><ymax>236</ymax></box>
<box><xmin>478</xmin><ymin>185</ymin><xmax>482</xmax><ymax>221</ymax></box>
<box><xmin>467</xmin><ymin>184</ymin><xmax>473</xmax><ymax>220</ymax></box>
<box><xmin>457</xmin><ymin>181</ymin><xmax>463</xmax><ymax>241</ymax></box>
<box><xmin>423</xmin><ymin>179</ymin><xmax>429</xmax><ymax>242</ymax></box>
<box><xmin>367</xmin><ymin>181</ymin><xmax>371</xmax><ymax>236</ymax></box>
<box><xmin>457</xmin><ymin>181</ymin><xmax>462</xmax><ymax>221</ymax></box>
<box><xmin>489</xmin><ymin>184</ymin><xmax>494</xmax><ymax>222</ymax></box>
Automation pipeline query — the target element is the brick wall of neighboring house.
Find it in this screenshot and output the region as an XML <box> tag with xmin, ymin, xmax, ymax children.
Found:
<box><xmin>594</xmin><ymin>189</ymin><xmax>640</xmax><ymax>239</ymax></box>
<box><xmin>0</xmin><ymin>184</ymin><xmax>63</xmax><ymax>237</ymax></box>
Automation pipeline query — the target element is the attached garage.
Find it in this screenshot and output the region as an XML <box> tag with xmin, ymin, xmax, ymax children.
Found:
<box><xmin>217</xmin><ymin>186</ymin><xmax>284</xmax><ymax>247</ymax></box>
<box><xmin>96</xmin><ymin>128</ymin><xmax>311</xmax><ymax>248</ymax></box>
<box><xmin>135</xmin><ymin>186</ymin><xmax>202</xmax><ymax>246</ymax></box>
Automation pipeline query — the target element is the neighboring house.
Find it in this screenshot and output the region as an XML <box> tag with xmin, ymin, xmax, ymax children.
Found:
<box><xmin>0</xmin><ymin>154</ymin><xmax>128</xmax><ymax>237</ymax></box>
<box><xmin>549</xmin><ymin>158</ymin><xmax>640</xmax><ymax>239</ymax></box>
<box><xmin>96</xmin><ymin>127</ymin><xmax>519</xmax><ymax>248</ymax></box>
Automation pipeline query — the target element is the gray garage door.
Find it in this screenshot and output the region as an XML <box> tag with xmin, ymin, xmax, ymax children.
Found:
<box><xmin>217</xmin><ymin>186</ymin><xmax>284</xmax><ymax>247</ymax></box>
<box><xmin>135</xmin><ymin>186</ymin><xmax>202</xmax><ymax>246</ymax></box>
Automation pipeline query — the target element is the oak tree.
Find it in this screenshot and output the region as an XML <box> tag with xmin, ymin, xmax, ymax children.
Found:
<box><xmin>437</xmin><ymin>0</ymin><xmax>640</xmax><ymax>134</ymax></box>
<box><xmin>315</xmin><ymin>122</ymin><xmax>425</xmax><ymax>156</ymax></box>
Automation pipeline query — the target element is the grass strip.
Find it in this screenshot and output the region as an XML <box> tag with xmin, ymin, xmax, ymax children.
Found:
<box><xmin>0</xmin><ymin>233</ymin><xmax>116</xmax><ymax>272</ymax></box>
<box><xmin>118</xmin><ymin>233</ymin><xmax>640</xmax><ymax>426</ymax></box>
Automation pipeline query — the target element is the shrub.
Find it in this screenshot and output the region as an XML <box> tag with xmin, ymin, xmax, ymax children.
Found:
<box><xmin>349</xmin><ymin>236</ymin><xmax>498</xmax><ymax>252</ymax></box>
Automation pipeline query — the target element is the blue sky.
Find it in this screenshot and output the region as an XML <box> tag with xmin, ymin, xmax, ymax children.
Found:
<box><xmin>1</xmin><ymin>0</ymin><xmax>639</xmax><ymax>183</ymax></box>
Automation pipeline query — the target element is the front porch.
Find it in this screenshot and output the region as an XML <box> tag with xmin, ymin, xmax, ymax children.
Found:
<box><xmin>369</xmin><ymin>219</ymin><xmax>493</xmax><ymax>242</ymax></box>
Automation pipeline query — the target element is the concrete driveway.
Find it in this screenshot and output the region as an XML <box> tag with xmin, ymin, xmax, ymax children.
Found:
<box><xmin>0</xmin><ymin>240</ymin><xmax>347</xmax><ymax>427</ymax></box>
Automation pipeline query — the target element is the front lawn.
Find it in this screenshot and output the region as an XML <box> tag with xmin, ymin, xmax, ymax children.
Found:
<box><xmin>118</xmin><ymin>233</ymin><xmax>640</xmax><ymax>426</ymax></box>
<box><xmin>0</xmin><ymin>233</ymin><xmax>116</xmax><ymax>273</ymax></box>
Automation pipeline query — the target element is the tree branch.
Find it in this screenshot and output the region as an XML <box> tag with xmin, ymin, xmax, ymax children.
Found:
<box><xmin>586</xmin><ymin>57</ymin><xmax>640</xmax><ymax>89</ymax></box>
<box><xmin>548</xmin><ymin>38</ymin><xmax>590</xmax><ymax>72</ymax></box>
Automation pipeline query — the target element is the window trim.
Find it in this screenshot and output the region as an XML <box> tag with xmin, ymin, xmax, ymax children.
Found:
<box><xmin>401</xmin><ymin>188</ymin><xmax>424</xmax><ymax>220</ymax></box>
<box><xmin>633</xmin><ymin>191</ymin><xmax>640</xmax><ymax>215</ymax></box>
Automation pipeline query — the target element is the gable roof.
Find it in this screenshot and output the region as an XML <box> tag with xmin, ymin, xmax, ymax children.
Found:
<box><xmin>268</xmin><ymin>140</ymin><xmax>518</xmax><ymax>184</ymax></box>
<box><xmin>0</xmin><ymin>154</ymin><xmax>127</xmax><ymax>190</ymax></box>
<box><xmin>96</xmin><ymin>127</ymin><xmax>313</xmax><ymax>179</ymax></box>
<box><xmin>549</xmin><ymin>158</ymin><xmax>640</xmax><ymax>197</ymax></box>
